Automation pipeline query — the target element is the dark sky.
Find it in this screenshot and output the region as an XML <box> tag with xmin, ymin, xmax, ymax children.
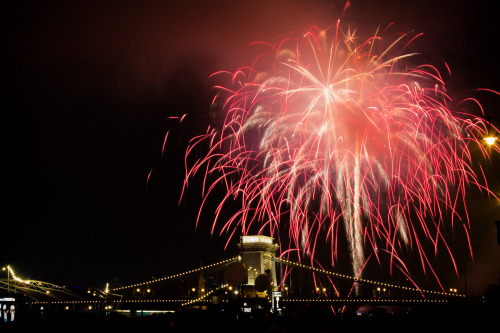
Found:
<box><xmin>2</xmin><ymin>0</ymin><xmax>499</xmax><ymax>295</ymax></box>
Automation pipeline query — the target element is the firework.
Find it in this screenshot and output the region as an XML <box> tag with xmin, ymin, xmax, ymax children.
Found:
<box><xmin>181</xmin><ymin>20</ymin><xmax>498</xmax><ymax>291</ymax></box>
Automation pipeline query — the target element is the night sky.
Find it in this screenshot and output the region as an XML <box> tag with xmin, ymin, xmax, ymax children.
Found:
<box><xmin>2</xmin><ymin>0</ymin><xmax>499</xmax><ymax>295</ymax></box>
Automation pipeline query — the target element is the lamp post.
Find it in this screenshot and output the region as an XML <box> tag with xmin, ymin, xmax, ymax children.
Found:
<box><xmin>2</xmin><ymin>266</ymin><xmax>10</xmax><ymax>293</ymax></box>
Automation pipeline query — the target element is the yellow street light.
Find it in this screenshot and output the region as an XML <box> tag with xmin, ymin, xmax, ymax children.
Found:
<box><xmin>484</xmin><ymin>136</ymin><xmax>498</xmax><ymax>146</ymax></box>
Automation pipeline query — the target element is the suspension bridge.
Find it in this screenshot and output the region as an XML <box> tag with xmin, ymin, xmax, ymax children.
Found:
<box><xmin>1</xmin><ymin>235</ymin><xmax>467</xmax><ymax>324</ymax></box>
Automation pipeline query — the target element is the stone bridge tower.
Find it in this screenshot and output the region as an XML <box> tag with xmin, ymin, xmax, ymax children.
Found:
<box><xmin>238</xmin><ymin>235</ymin><xmax>279</xmax><ymax>291</ymax></box>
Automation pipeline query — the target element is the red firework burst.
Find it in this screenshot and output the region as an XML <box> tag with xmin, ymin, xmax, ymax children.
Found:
<box><xmin>181</xmin><ymin>20</ymin><xmax>499</xmax><ymax>291</ymax></box>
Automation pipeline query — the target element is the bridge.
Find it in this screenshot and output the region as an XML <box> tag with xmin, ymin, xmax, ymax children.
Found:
<box><xmin>1</xmin><ymin>235</ymin><xmax>468</xmax><ymax>324</ymax></box>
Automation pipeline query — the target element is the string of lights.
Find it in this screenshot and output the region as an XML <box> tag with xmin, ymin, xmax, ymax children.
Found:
<box><xmin>283</xmin><ymin>298</ymin><xmax>449</xmax><ymax>304</ymax></box>
<box><xmin>1</xmin><ymin>265</ymin><xmax>81</xmax><ymax>300</ymax></box>
<box><xmin>181</xmin><ymin>284</ymin><xmax>228</xmax><ymax>307</ymax></box>
<box><xmin>112</xmin><ymin>257</ymin><xmax>240</xmax><ymax>292</ymax></box>
<box><xmin>2</xmin><ymin>265</ymin><xmax>31</xmax><ymax>284</ymax></box>
<box><xmin>269</xmin><ymin>256</ymin><xmax>465</xmax><ymax>297</ymax></box>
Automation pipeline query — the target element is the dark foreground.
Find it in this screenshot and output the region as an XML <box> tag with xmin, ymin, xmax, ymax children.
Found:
<box><xmin>3</xmin><ymin>301</ymin><xmax>499</xmax><ymax>332</ymax></box>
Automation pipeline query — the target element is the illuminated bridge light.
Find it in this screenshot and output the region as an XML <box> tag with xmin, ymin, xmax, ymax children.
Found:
<box><xmin>113</xmin><ymin>257</ymin><xmax>239</xmax><ymax>291</ymax></box>
<box><xmin>109</xmin><ymin>255</ymin><xmax>457</xmax><ymax>303</ymax></box>
<box><xmin>271</xmin><ymin>256</ymin><xmax>458</xmax><ymax>297</ymax></box>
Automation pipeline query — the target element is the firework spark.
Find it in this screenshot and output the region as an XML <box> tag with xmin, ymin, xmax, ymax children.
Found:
<box><xmin>181</xmin><ymin>20</ymin><xmax>499</xmax><ymax>291</ymax></box>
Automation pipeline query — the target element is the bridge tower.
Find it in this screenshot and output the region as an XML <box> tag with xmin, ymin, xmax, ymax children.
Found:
<box><xmin>238</xmin><ymin>235</ymin><xmax>279</xmax><ymax>292</ymax></box>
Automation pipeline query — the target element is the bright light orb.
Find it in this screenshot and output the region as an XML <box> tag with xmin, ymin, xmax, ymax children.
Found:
<box><xmin>485</xmin><ymin>136</ymin><xmax>497</xmax><ymax>146</ymax></box>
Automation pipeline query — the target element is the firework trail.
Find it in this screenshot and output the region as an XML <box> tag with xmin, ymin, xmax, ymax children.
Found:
<box><xmin>181</xmin><ymin>18</ymin><xmax>499</xmax><ymax>292</ymax></box>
